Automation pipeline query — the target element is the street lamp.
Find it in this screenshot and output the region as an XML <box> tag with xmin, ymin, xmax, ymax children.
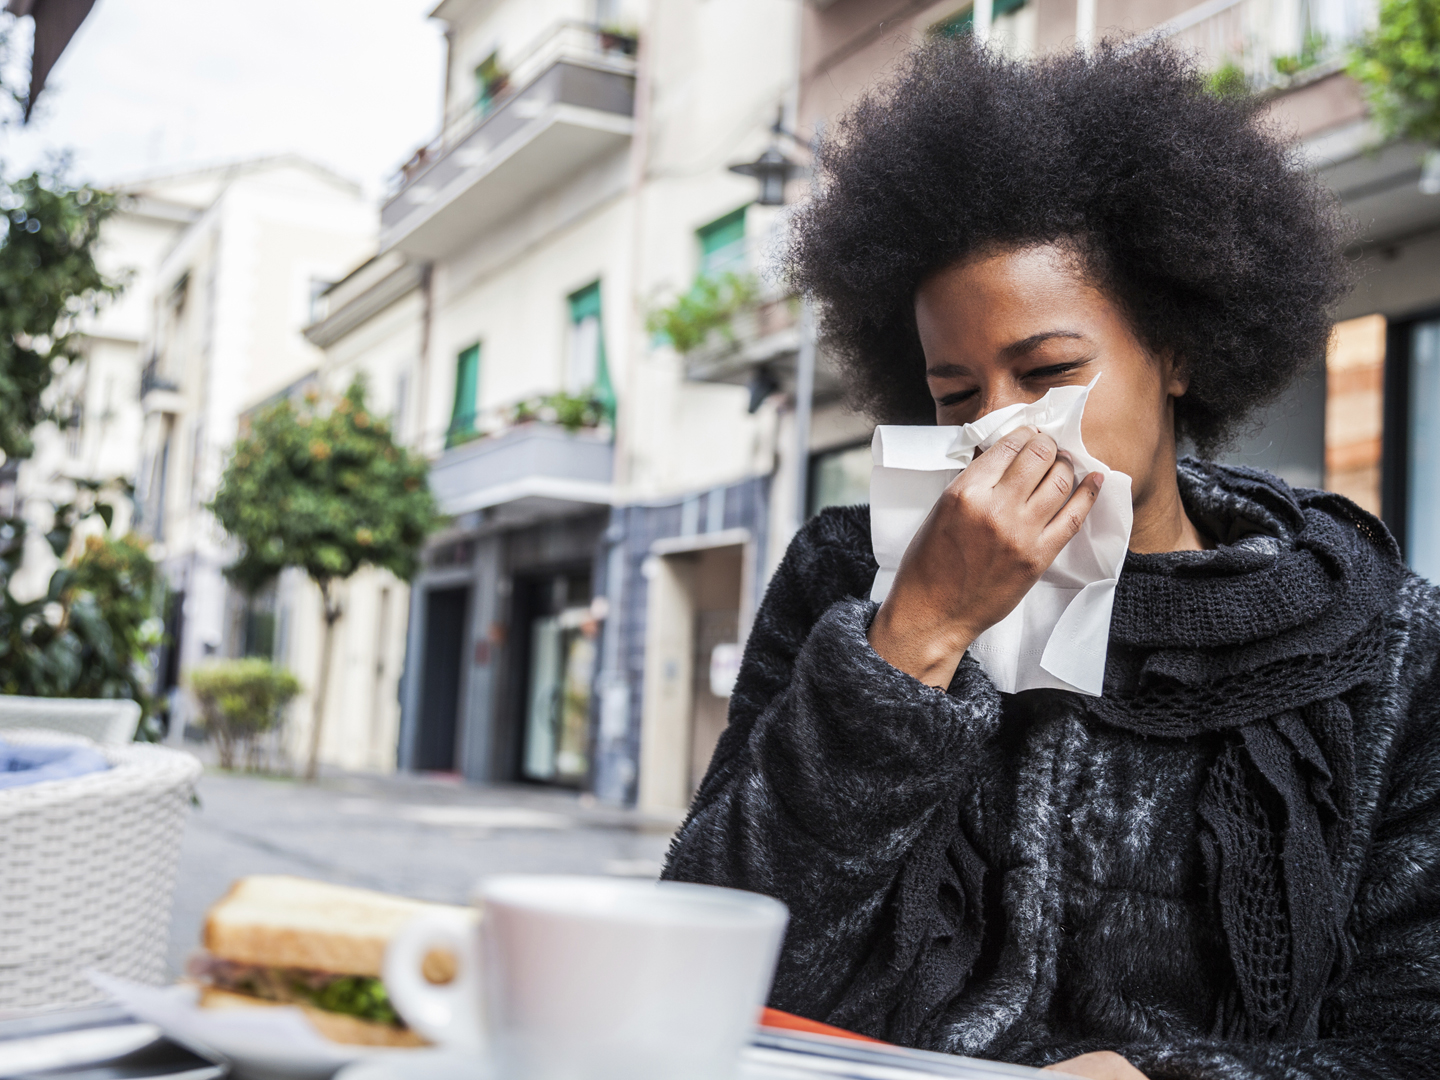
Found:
<box><xmin>727</xmin><ymin>112</ymin><xmax>816</xmax><ymax>533</ymax></box>
<box><xmin>728</xmin><ymin>111</ymin><xmax>805</xmax><ymax>207</ymax></box>
<box><xmin>728</xmin><ymin>144</ymin><xmax>804</xmax><ymax>206</ymax></box>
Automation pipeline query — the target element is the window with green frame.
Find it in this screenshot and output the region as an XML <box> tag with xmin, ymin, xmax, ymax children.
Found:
<box><xmin>447</xmin><ymin>343</ymin><xmax>480</xmax><ymax>447</ymax></box>
<box><xmin>930</xmin><ymin>0</ymin><xmax>1026</xmax><ymax>35</ymax></box>
<box><xmin>697</xmin><ymin>206</ymin><xmax>747</xmax><ymax>277</ymax></box>
<box><xmin>567</xmin><ymin>282</ymin><xmax>616</xmax><ymax>424</ymax></box>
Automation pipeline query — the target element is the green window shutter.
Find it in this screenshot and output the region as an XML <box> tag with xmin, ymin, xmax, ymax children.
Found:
<box><xmin>930</xmin><ymin>0</ymin><xmax>1025</xmax><ymax>36</ymax></box>
<box><xmin>697</xmin><ymin>206</ymin><xmax>747</xmax><ymax>277</ymax></box>
<box><xmin>567</xmin><ymin>281</ymin><xmax>602</xmax><ymax>322</ymax></box>
<box><xmin>448</xmin><ymin>344</ymin><xmax>480</xmax><ymax>447</ymax></box>
<box><xmin>567</xmin><ymin>282</ymin><xmax>615</xmax><ymax>426</ymax></box>
<box><xmin>932</xmin><ymin>8</ymin><xmax>973</xmax><ymax>35</ymax></box>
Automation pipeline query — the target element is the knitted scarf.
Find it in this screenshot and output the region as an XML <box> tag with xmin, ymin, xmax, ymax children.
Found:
<box><xmin>1083</xmin><ymin>461</ymin><xmax>1404</xmax><ymax>1041</ymax></box>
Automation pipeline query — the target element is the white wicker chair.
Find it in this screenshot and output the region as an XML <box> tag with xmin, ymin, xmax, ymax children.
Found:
<box><xmin>0</xmin><ymin>695</ymin><xmax>141</xmax><ymax>744</ymax></box>
<box><xmin>0</xmin><ymin>729</ymin><xmax>203</xmax><ymax>1010</ymax></box>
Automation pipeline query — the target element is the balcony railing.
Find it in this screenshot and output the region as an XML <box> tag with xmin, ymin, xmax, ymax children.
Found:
<box><xmin>429</xmin><ymin>421</ymin><xmax>615</xmax><ymax>523</ymax></box>
<box><xmin>1136</xmin><ymin>0</ymin><xmax>1372</xmax><ymax>87</ymax></box>
<box><xmin>139</xmin><ymin>356</ymin><xmax>178</xmax><ymax>398</ymax></box>
<box><xmin>380</xmin><ymin>22</ymin><xmax>636</xmax><ymax>257</ymax></box>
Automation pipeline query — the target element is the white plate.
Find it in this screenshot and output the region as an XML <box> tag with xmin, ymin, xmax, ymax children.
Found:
<box><xmin>0</xmin><ymin>1022</ymin><xmax>161</xmax><ymax>1077</ymax></box>
<box><xmin>89</xmin><ymin>975</ymin><xmax>425</xmax><ymax>1080</ymax></box>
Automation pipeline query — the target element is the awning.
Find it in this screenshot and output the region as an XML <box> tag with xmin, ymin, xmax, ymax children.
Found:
<box><xmin>6</xmin><ymin>0</ymin><xmax>98</xmax><ymax>121</ymax></box>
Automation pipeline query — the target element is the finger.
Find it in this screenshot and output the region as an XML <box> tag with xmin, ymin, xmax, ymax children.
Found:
<box><xmin>964</xmin><ymin>425</ymin><xmax>1038</xmax><ymax>486</ymax></box>
<box><xmin>1025</xmin><ymin>449</ymin><xmax>1076</xmax><ymax>519</ymax></box>
<box><xmin>1038</xmin><ymin>469</ymin><xmax>1103</xmax><ymax>552</ymax></box>
<box><xmin>994</xmin><ymin>430</ymin><xmax>1059</xmax><ymax>498</ymax></box>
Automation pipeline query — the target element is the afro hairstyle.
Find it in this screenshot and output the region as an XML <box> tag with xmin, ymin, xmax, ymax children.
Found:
<box><xmin>785</xmin><ymin>38</ymin><xmax>1351</xmax><ymax>455</ymax></box>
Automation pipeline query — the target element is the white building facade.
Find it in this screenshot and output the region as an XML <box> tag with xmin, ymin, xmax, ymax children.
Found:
<box><xmin>128</xmin><ymin>157</ymin><xmax>375</xmax><ymax>745</ymax></box>
<box><xmin>302</xmin><ymin>0</ymin><xmax>822</xmax><ymax>807</ymax></box>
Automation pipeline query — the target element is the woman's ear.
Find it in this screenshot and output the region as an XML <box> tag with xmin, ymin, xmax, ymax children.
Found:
<box><xmin>1164</xmin><ymin>355</ymin><xmax>1190</xmax><ymax>399</ymax></box>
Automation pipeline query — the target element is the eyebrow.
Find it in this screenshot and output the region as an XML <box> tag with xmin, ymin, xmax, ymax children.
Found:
<box><xmin>999</xmin><ymin>330</ymin><xmax>1087</xmax><ymax>359</ymax></box>
<box><xmin>925</xmin><ymin>330</ymin><xmax>1089</xmax><ymax>378</ymax></box>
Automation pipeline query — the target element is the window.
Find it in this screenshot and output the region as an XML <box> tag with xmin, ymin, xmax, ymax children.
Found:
<box><xmin>809</xmin><ymin>442</ymin><xmax>872</xmax><ymax>517</ymax></box>
<box><xmin>448</xmin><ymin>344</ymin><xmax>480</xmax><ymax>447</ymax></box>
<box><xmin>1408</xmin><ymin>320</ymin><xmax>1440</xmax><ymax>582</ymax></box>
<box><xmin>567</xmin><ymin>282</ymin><xmax>616</xmax><ymax>422</ymax></box>
<box><xmin>393</xmin><ymin>370</ymin><xmax>409</xmax><ymax>443</ymax></box>
<box><xmin>697</xmin><ymin>207</ymin><xmax>747</xmax><ymax>278</ymax></box>
<box><xmin>307</xmin><ymin>278</ymin><xmax>332</xmax><ymax>325</ymax></box>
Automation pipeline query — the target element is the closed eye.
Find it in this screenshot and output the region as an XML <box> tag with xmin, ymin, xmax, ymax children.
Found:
<box><xmin>936</xmin><ymin>387</ymin><xmax>977</xmax><ymax>407</ymax></box>
<box><xmin>1023</xmin><ymin>360</ymin><xmax>1088</xmax><ymax>380</ymax></box>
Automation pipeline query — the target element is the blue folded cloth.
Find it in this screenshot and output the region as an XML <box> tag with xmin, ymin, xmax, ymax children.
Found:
<box><xmin>0</xmin><ymin>739</ymin><xmax>110</xmax><ymax>790</ymax></box>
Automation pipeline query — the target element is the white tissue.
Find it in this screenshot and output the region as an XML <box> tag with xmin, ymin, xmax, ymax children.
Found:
<box><xmin>869</xmin><ymin>375</ymin><xmax>1133</xmax><ymax>696</ymax></box>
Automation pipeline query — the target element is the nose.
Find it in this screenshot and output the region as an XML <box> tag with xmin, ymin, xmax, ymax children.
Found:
<box><xmin>974</xmin><ymin>379</ymin><xmax>1036</xmax><ymax>418</ymax></box>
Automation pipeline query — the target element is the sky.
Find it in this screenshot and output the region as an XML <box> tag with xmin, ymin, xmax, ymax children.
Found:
<box><xmin>0</xmin><ymin>0</ymin><xmax>447</xmax><ymax>202</ymax></box>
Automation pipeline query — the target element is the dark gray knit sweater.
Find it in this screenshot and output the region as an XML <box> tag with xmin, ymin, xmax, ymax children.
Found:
<box><xmin>663</xmin><ymin>461</ymin><xmax>1440</xmax><ymax>1080</ymax></box>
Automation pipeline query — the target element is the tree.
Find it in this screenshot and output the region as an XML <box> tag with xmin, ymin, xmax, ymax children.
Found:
<box><xmin>1349</xmin><ymin>0</ymin><xmax>1440</xmax><ymax>144</ymax></box>
<box><xmin>208</xmin><ymin>377</ymin><xmax>443</xmax><ymax>779</ymax></box>
<box><xmin>0</xmin><ymin>171</ymin><xmax>151</xmax><ymax>725</ymax></box>
<box><xmin>0</xmin><ymin>19</ymin><xmax>155</xmax><ymax>729</ymax></box>
<box><xmin>0</xmin><ymin>168</ymin><xmax>116</xmax><ymax>459</ymax></box>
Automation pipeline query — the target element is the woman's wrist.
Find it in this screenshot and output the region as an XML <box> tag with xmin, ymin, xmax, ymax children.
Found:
<box><xmin>867</xmin><ymin>600</ymin><xmax>976</xmax><ymax>689</ymax></box>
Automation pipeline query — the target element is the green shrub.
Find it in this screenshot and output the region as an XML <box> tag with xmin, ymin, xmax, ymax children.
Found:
<box><xmin>189</xmin><ymin>658</ymin><xmax>301</xmax><ymax>771</ymax></box>
<box><xmin>645</xmin><ymin>271</ymin><xmax>758</xmax><ymax>354</ymax></box>
<box><xmin>0</xmin><ymin>493</ymin><xmax>164</xmax><ymax>737</ymax></box>
<box><xmin>510</xmin><ymin>391</ymin><xmax>608</xmax><ymax>432</ymax></box>
<box><xmin>1350</xmin><ymin>0</ymin><xmax>1440</xmax><ymax>144</ymax></box>
<box><xmin>1206</xmin><ymin>61</ymin><xmax>1250</xmax><ymax>98</ymax></box>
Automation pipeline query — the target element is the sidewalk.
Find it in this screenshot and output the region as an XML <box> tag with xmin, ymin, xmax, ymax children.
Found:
<box><xmin>168</xmin><ymin>767</ymin><xmax>683</xmax><ymax>977</ymax></box>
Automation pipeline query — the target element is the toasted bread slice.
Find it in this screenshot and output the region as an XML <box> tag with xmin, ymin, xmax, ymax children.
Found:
<box><xmin>199</xmin><ymin>987</ymin><xmax>428</xmax><ymax>1048</ymax></box>
<box><xmin>202</xmin><ymin>875</ymin><xmax>471</xmax><ymax>977</ymax></box>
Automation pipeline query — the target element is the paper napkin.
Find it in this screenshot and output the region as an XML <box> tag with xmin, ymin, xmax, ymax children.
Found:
<box><xmin>869</xmin><ymin>376</ymin><xmax>1133</xmax><ymax>696</ymax></box>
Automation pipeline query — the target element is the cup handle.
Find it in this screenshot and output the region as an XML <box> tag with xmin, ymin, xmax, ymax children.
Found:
<box><xmin>384</xmin><ymin>909</ymin><xmax>485</xmax><ymax>1050</ymax></box>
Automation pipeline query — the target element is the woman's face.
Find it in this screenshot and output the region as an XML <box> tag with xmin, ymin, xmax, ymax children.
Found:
<box><xmin>914</xmin><ymin>243</ymin><xmax>1188</xmax><ymax>510</ymax></box>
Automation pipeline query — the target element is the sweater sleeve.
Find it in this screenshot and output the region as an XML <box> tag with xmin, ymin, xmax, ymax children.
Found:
<box><xmin>661</xmin><ymin>510</ymin><xmax>1005</xmax><ymax>1038</ymax></box>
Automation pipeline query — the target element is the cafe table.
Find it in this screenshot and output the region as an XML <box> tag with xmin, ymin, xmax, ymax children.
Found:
<box><xmin>0</xmin><ymin>1001</ymin><xmax>1052</xmax><ymax>1080</ymax></box>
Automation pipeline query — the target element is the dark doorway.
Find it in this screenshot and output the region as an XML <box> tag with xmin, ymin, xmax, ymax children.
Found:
<box><xmin>416</xmin><ymin>586</ymin><xmax>469</xmax><ymax>771</ymax></box>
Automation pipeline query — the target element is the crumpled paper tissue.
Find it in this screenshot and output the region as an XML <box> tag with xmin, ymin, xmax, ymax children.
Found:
<box><xmin>869</xmin><ymin>376</ymin><xmax>1132</xmax><ymax>696</ymax></box>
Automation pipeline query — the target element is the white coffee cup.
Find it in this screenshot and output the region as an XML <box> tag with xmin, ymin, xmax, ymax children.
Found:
<box><xmin>384</xmin><ymin>874</ymin><xmax>788</xmax><ymax>1080</ymax></box>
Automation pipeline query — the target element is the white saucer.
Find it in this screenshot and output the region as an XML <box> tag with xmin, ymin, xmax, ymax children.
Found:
<box><xmin>334</xmin><ymin>1042</ymin><xmax>1050</xmax><ymax>1080</ymax></box>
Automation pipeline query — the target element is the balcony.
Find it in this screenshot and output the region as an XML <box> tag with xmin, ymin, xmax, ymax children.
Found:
<box><xmin>381</xmin><ymin>22</ymin><xmax>636</xmax><ymax>259</ymax></box>
<box><xmin>656</xmin><ymin>244</ymin><xmax>841</xmax><ymax>399</ymax></box>
<box><xmin>1139</xmin><ymin>0</ymin><xmax>1371</xmax><ymax>89</ymax></box>
<box><xmin>428</xmin><ymin>422</ymin><xmax>615</xmax><ymax>528</ymax></box>
<box><xmin>683</xmin><ymin>297</ymin><xmax>802</xmax><ymax>385</ymax></box>
<box><xmin>139</xmin><ymin>356</ymin><xmax>183</xmax><ymax>416</ymax></box>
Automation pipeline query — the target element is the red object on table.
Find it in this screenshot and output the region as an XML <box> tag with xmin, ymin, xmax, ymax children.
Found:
<box><xmin>759</xmin><ymin>1007</ymin><xmax>887</xmax><ymax>1044</ymax></box>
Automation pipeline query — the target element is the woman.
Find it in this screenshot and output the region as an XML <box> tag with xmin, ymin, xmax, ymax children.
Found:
<box><xmin>662</xmin><ymin>39</ymin><xmax>1440</xmax><ymax>1080</ymax></box>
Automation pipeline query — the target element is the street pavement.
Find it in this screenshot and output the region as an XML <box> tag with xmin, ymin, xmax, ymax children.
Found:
<box><xmin>167</xmin><ymin>768</ymin><xmax>682</xmax><ymax>977</ymax></box>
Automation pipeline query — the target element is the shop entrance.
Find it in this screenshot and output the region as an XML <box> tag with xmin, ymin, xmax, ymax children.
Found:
<box><xmin>638</xmin><ymin>535</ymin><xmax>750</xmax><ymax>813</ymax></box>
<box><xmin>415</xmin><ymin>586</ymin><xmax>468</xmax><ymax>771</ymax></box>
<box><xmin>512</xmin><ymin>569</ymin><xmax>595</xmax><ymax>786</ymax></box>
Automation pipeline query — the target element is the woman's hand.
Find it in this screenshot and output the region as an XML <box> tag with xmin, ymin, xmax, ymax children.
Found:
<box><xmin>867</xmin><ymin>425</ymin><xmax>1103</xmax><ymax>687</ymax></box>
<box><xmin>1042</xmin><ymin>1051</ymin><xmax>1150</xmax><ymax>1079</ymax></box>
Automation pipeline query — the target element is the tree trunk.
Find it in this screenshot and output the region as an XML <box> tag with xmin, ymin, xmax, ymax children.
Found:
<box><xmin>305</xmin><ymin>581</ymin><xmax>341</xmax><ymax>781</ymax></box>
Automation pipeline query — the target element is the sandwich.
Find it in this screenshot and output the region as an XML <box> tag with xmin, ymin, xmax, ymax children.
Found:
<box><xmin>187</xmin><ymin>875</ymin><xmax>470</xmax><ymax>1047</ymax></box>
